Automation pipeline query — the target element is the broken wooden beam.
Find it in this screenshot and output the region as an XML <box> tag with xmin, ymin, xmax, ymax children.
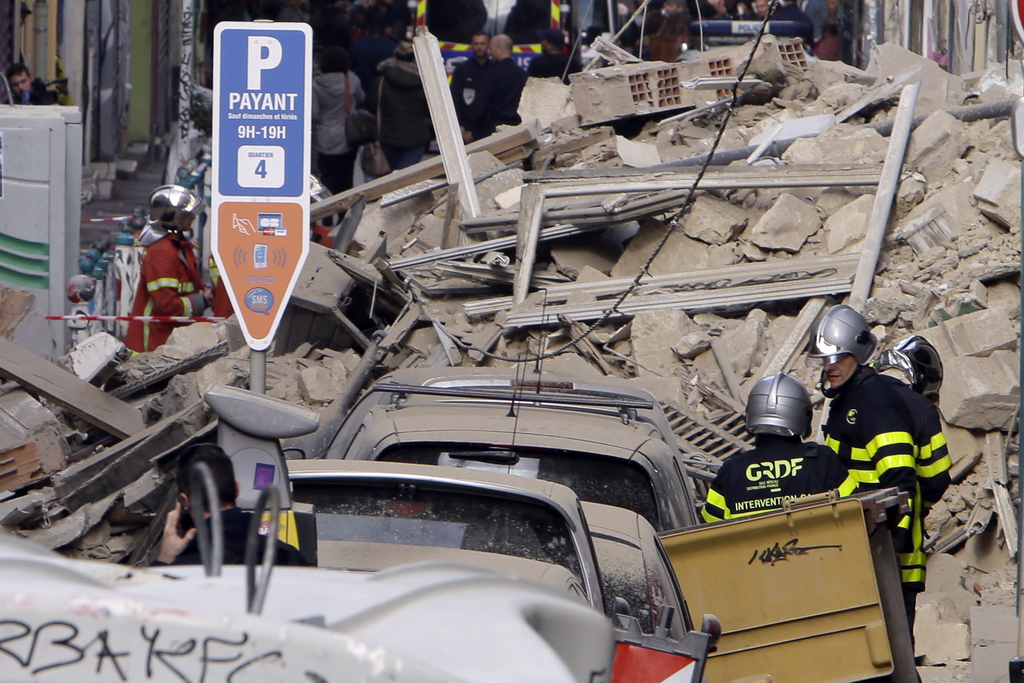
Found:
<box><xmin>0</xmin><ymin>336</ymin><xmax>145</xmax><ymax>439</ymax></box>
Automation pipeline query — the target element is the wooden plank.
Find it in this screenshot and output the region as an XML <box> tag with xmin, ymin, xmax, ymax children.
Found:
<box><xmin>310</xmin><ymin>121</ymin><xmax>540</xmax><ymax>221</ymax></box>
<box><xmin>0</xmin><ymin>337</ymin><xmax>144</xmax><ymax>439</ymax></box>
<box><xmin>413</xmin><ymin>30</ymin><xmax>482</xmax><ymax>219</ymax></box>
<box><xmin>52</xmin><ymin>401</ymin><xmax>208</xmax><ymax>507</ymax></box>
<box><xmin>513</xmin><ymin>185</ymin><xmax>545</xmax><ymax>305</ymax></box>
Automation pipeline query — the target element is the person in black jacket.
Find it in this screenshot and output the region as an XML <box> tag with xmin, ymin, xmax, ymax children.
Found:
<box><xmin>157</xmin><ymin>444</ymin><xmax>308</xmax><ymax>567</ymax></box>
<box><xmin>874</xmin><ymin>335</ymin><xmax>952</xmax><ymax>637</ymax></box>
<box><xmin>702</xmin><ymin>373</ymin><xmax>856</xmax><ymax>523</ymax></box>
<box><xmin>809</xmin><ymin>305</ymin><xmax>919</xmax><ymax>633</ymax></box>
<box><xmin>527</xmin><ymin>28</ymin><xmax>580</xmax><ymax>84</ymax></box>
<box><xmin>462</xmin><ymin>34</ymin><xmax>528</xmax><ymax>142</ymax></box>
<box><xmin>371</xmin><ymin>41</ymin><xmax>432</xmax><ymax>171</ymax></box>
<box><xmin>452</xmin><ymin>32</ymin><xmax>491</xmax><ymax>142</ymax></box>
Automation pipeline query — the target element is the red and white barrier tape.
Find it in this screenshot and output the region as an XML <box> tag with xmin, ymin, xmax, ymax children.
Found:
<box><xmin>46</xmin><ymin>315</ymin><xmax>226</xmax><ymax>323</ymax></box>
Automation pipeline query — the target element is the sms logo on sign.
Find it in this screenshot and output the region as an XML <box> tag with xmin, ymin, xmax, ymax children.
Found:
<box><xmin>245</xmin><ymin>288</ymin><xmax>274</xmax><ymax>314</ymax></box>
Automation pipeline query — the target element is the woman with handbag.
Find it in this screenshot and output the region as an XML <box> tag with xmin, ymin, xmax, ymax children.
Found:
<box><xmin>312</xmin><ymin>46</ymin><xmax>364</xmax><ymax>195</ymax></box>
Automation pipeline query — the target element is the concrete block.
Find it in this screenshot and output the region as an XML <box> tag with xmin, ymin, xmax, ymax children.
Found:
<box><xmin>193</xmin><ymin>356</ymin><xmax>250</xmax><ymax>398</ymax></box>
<box><xmin>298</xmin><ymin>366</ymin><xmax>340</xmax><ymax>405</ymax></box>
<box><xmin>973</xmin><ymin>160</ymin><xmax>1021</xmax><ymax>231</ymax></box>
<box><xmin>673</xmin><ymin>330</ymin><xmax>711</xmax><ymax>360</ymax></box>
<box><xmin>905</xmin><ymin>110</ymin><xmax>970</xmax><ymax>185</ymax></box>
<box><xmin>60</xmin><ymin>332</ymin><xmax>127</xmax><ymax>383</ymax></box>
<box><xmin>720</xmin><ymin>311</ymin><xmax>766</xmax><ymax>378</ymax></box>
<box><xmin>615</xmin><ymin>136</ymin><xmax>661</xmax><ymax>168</ymax></box>
<box><xmin>750</xmin><ymin>193</ymin><xmax>821</xmax><ymax>253</ymax></box>
<box><xmin>913</xmin><ymin>602</ymin><xmax>970</xmax><ymax>665</ymax></box>
<box><xmin>939</xmin><ymin>350</ymin><xmax>1020</xmax><ymax>430</ymax></box>
<box><xmin>683</xmin><ymin>195</ymin><xmax>748</xmax><ymax>246</ymax></box>
<box><xmin>517</xmin><ymin>77</ymin><xmax>577</xmax><ymax>131</ymax></box>
<box><xmin>631</xmin><ymin>310</ymin><xmax>690</xmax><ymax>377</ymax></box>
<box><xmin>823</xmin><ymin>194</ymin><xmax>873</xmax><ymax>255</ymax></box>
<box><xmin>494</xmin><ymin>185</ymin><xmax>522</xmax><ymax>210</ymax></box>
<box><xmin>782</xmin><ymin>127</ymin><xmax>889</xmax><ymax>165</ymax></box>
<box><xmin>970</xmin><ymin>605</ymin><xmax>1017</xmax><ymax>683</ymax></box>
<box><xmin>863</xmin><ymin>286</ymin><xmax>916</xmax><ymax>325</ymax></box>
<box><xmin>867</xmin><ymin>43</ymin><xmax>969</xmax><ymax>109</ymax></box>
<box><xmin>917</xmin><ymin>553</ymin><xmax>973</xmax><ymax>624</ymax></box>
<box><xmin>984</xmin><ymin>280</ymin><xmax>1021</xmax><ymax>319</ymax></box>
<box><xmin>919</xmin><ymin>307</ymin><xmax>1017</xmax><ymax>359</ymax></box>
<box><xmin>165</xmin><ymin>323</ymin><xmax>226</xmax><ymax>358</ymax></box>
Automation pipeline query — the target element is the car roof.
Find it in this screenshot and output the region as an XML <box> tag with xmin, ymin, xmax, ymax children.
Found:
<box><xmin>288</xmin><ymin>459</ymin><xmax>585</xmax><ymax>531</ymax></box>
<box><xmin>378</xmin><ymin>368</ymin><xmax>665</xmax><ymax>404</ymax></box>
<box><xmin>363</xmin><ymin>403</ymin><xmax>666</xmax><ymax>457</ymax></box>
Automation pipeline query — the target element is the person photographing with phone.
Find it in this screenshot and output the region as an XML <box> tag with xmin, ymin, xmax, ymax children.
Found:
<box><xmin>156</xmin><ymin>444</ymin><xmax>308</xmax><ymax>566</ymax></box>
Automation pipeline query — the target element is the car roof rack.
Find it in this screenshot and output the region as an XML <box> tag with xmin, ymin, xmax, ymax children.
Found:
<box><xmin>375</xmin><ymin>382</ymin><xmax>655</xmax><ymax>410</ymax></box>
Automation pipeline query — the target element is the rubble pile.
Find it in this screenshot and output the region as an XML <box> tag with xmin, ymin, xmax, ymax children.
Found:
<box><xmin>0</xmin><ymin>37</ymin><xmax>1022</xmax><ymax>679</ymax></box>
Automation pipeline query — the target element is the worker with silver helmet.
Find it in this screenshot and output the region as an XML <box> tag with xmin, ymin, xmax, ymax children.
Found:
<box><xmin>701</xmin><ymin>373</ymin><xmax>856</xmax><ymax>523</ymax></box>
<box><xmin>875</xmin><ymin>335</ymin><xmax>952</xmax><ymax>621</ymax></box>
<box><xmin>125</xmin><ymin>185</ymin><xmax>211</xmax><ymax>353</ymax></box>
<box><xmin>810</xmin><ymin>304</ymin><xmax>920</xmax><ymax>638</ymax></box>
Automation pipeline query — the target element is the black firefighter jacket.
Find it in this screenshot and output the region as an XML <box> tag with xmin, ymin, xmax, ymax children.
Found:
<box><xmin>702</xmin><ymin>434</ymin><xmax>857</xmax><ymax>523</ymax></box>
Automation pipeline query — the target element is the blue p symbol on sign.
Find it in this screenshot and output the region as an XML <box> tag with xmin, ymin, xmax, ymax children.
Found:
<box><xmin>245</xmin><ymin>287</ymin><xmax>274</xmax><ymax>314</ymax></box>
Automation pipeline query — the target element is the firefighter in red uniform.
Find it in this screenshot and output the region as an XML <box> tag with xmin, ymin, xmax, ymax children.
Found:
<box><xmin>125</xmin><ymin>185</ymin><xmax>211</xmax><ymax>353</ymax></box>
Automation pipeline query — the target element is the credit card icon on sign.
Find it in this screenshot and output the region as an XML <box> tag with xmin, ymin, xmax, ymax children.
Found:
<box><xmin>258</xmin><ymin>213</ymin><xmax>287</xmax><ymax>236</ymax></box>
<box><xmin>254</xmin><ymin>244</ymin><xmax>268</xmax><ymax>269</ymax></box>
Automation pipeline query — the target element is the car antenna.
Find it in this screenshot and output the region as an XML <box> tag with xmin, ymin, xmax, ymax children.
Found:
<box><xmin>507</xmin><ymin>353</ymin><xmax>527</xmax><ymax>454</ymax></box>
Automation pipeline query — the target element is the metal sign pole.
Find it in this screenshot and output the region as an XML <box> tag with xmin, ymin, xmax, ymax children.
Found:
<box><xmin>251</xmin><ymin>349</ymin><xmax>266</xmax><ymax>394</ymax></box>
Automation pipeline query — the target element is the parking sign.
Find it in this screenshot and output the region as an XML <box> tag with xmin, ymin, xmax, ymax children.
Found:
<box><xmin>212</xmin><ymin>22</ymin><xmax>311</xmax><ymax>351</ymax></box>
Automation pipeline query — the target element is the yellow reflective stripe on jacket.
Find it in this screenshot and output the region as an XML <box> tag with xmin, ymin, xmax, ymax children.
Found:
<box><xmin>876</xmin><ymin>453</ymin><xmax>917</xmax><ymax>477</ymax></box>
<box><xmin>142</xmin><ymin>298</ymin><xmax>154</xmax><ymax>351</ymax></box>
<box><xmin>901</xmin><ymin>567</ymin><xmax>926</xmax><ymax>583</ymax></box>
<box><xmin>918</xmin><ymin>431</ymin><xmax>947</xmax><ymax>462</ymax></box>
<box><xmin>209</xmin><ymin>257</ymin><xmax>221</xmax><ymax>286</ymax></box>
<box><xmin>180</xmin><ymin>282</ymin><xmax>196</xmax><ymax>293</ymax></box>
<box><xmin>148</xmin><ymin>277</ymin><xmax>180</xmax><ymax>292</ymax></box>
<box><xmin>919</xmin><ymin>453</ymin><xmax>952</xmax><ymax>479</ymax></box>
<box><xmin>181</xmin><ymin>295</ymin><xmax>193</xmax><ymax>317</ymax></box>
<box><xmin>837</xmin><ymin>474</ymin><xmax>858</xmax><ymax>497</ymax></box>
<box><xmin>703</xmin><ymin>487</ymin><xmax>731</xmax><ymax>521</ymax></box>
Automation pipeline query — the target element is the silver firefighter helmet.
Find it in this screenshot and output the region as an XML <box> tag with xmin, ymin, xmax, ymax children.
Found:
<box><xmin>149</xmin><ymin>184</ymin><xmax>204</xmax><ymax>232</ymax></box>
<box><xmin>808</xmin><ymin>304</ymin><xmax>877</xmax><ymax>365</ymax></box>
<box><xmin>745</xmin><ymin>373</ymin><xmax>813</xmax><ymax>438</ymax></box>
<box><xmin>876</xmin><ymin>335</ymin><xmax>943</xmax><ymax>396</ymax></box>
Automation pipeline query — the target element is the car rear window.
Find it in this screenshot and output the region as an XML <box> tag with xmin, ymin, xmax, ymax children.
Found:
<box><xmin>379</xmin><ymin>445</ymin><xmax>661</xmax><ymax>528</ymax></box>
<box><xmin>590</xmin><ymin>533</ymin><xmax>684</xmax><ymax>638</ymax></box>
<box><xmin>292</xmin><ymin>481</ymin><xmax>582</xmax><ymax>578</ymax></box>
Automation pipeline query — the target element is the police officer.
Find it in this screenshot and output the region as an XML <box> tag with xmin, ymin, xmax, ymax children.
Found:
<box><xmin>809</xmin><ymin>305</ymin><xmax>919</xmax><ymax>624</ymax></box>
<box><xmin>875</xmin><ymin>335</ymin><xmax>951</xmax><ymax>635</ymax></box>
<box><xmin>125</xmin><ymin>185</ymin><xmax>210</xmax><ymax>353</ymax></box>
<box><xmin>702</xmin><ymin>373</ymin><xmax>856</xmax><ymax>523</ymax></box>
<box><xmin>451</xmin><ymin>31</ymin><xmax>491</xmax><ymax>143</ymax></box>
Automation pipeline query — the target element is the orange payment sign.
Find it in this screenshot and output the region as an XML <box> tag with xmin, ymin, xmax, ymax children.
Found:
<box><xmin>215</xmin><ymin>202</ymin><xmax>306</xmax><ymax>343</ymax></box>
<box><xmin>212</xmin><ymin>23</ymin><xmax>312</xmax><ymax>351</ymax></box>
